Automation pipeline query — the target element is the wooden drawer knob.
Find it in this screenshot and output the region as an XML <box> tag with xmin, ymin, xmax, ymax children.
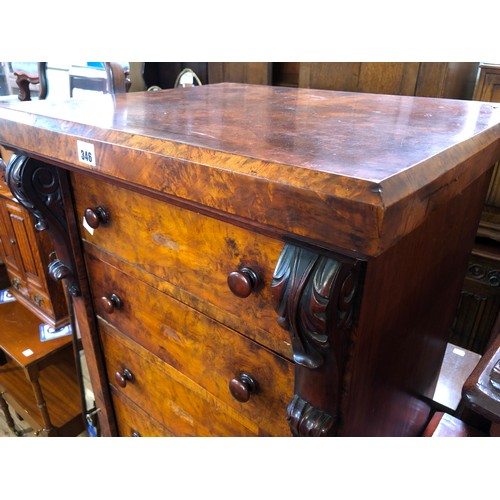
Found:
<box><xmin>227</xmin><ymin>267</ymin><xmax>260</xmax><ymax>298</ymax></box>
<box><xmin>101</xmin><ymin>293</ymin><xmax>123</xmax><ymax>313</ymax></box>
<box><xmin>229</xmin><ymin>371</ymin><xmax>258</xmax><ymax>403</ymax></box>
<box><xmin>84</xmin><ymin>206</ymin><xmax>110</xmax><ymax>229</ymax></box>
<box><xmin>115</xmin><ymin>367</ymin><xmax>134</xmax><ymax>388</ymax></box>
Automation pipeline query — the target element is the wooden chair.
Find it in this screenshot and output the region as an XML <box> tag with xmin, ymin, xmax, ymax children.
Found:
<box><xmin>6</xmin><ymin>62</ymin><xmax>130</xmax><ymax>102</ymax></box>
<box><xmin>69</xmin><ymin>62</ymin><xmax>130</xmax><ymax>97</ymax></box>
<box><xmin>13</xmin><ymin>62</ymin><xmax>47</xmax><ymax>101</ymax></box>
<box><xmin>423</xmin><ymin>311</ymin><xmax>500</xmax><ymax>437</ymax></box>
<box><xmin>462</xmin><ymin>311</ymin><xmax>500</xmax><ymax>436</ymax></box>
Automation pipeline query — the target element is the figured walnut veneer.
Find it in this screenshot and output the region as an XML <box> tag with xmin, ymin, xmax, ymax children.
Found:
<box><xmin>0</xmin><ymin>84</ymin><xmax>499</xmax><ymax>436</ymax></box>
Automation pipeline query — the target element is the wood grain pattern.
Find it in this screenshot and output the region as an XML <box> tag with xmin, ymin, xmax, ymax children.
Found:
<box><xmin>1</xmin><ymin>84</ymin><xmax>499</xmax><ymax>437</ymax></box>
<box><xmin>100</xmin><ymin>321</ymin><xmax>260</xmax><ymax>436</ymax></box>
<box><xmin>0</xmin><ymin>301</ymin><xmax>82</xmax><ymax>436</ymax></box>
<box><xmin>85</xmin><ymin>251</ymin><xmax>294</xmax><ymax>436</ymax></box>
<box><xmin>0</xmin><ymin>190</ymin><xmax>69</xmax><ymax>328</ymax></box>
<box><xmin>71</xmin><ymin>170</ymin><xmax>292</xmax><ymax>358</ymax></box>
<box><xmin>0</xmin><ymin>84</ymin><xmax>498</xmax><ymax>256</ymax></box>
<box><xmin>339</xmin><ymin>170</ymin><xmax>492</xmax><ymax>436</ymax></box>
<box><xmin>111</xmin><ymin>387</ymin><xmax>173</xmax><ymax>437</ymax></box>
<box><xmin>0</xmin><ymin>300</ymin><xmax>71</xmax><ymax>366</ymax></box>
<box><xmin>0</xmin><ymin>354</ymin><xmax>82</xmax><ymax>435</ymax></box>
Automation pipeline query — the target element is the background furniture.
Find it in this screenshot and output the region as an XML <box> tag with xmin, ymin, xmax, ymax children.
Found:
<box><xmin>0</xmin><ymin>300</ymin><xmax>83</xmax><ymax>436</ymax></box>
<box><xmin>69</xmin><ymin>62</ymin><xmax>131</xmax><ymax>97</ymax></box>
<box><xmin>462</xmin><ymin>311</ymin><xmax>500</xmax><ymax>436</ymax></box>
<box><xmin>0</xmin><ymin>84</ymin><xmax>498</xmax><ymax>437</ymax></box>
<box><xmin>0</xmin><ymin>62</ymin><xmax>44</xmax><ymax>101</ymax></box>
<box><xmin>0</xmin><ymin>157</ymin><xmax>69</xmax><ymax>328</ymax></box>
<box><xmin>142</xmin><ymin>62</ymin><xmax>479</xmax><ymax>100</ymax></box>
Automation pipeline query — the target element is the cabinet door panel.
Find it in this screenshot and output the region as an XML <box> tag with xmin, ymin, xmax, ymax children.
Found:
<box><xmin>0</xmin><ymin>199</ymin><xmax>24</xmax><ymax>275</ymax></box>
<box><xmin>4</xmin><ymin>200</ymin><xmax>47</xmax><ymax>292</ymax></box>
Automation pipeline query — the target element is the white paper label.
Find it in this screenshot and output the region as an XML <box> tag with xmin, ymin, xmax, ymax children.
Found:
<box><xmin>82</xmin><ymin>215</ymin><xmax>95</xmax><ymax>236</ymax></box>
<box><xmin>77</xmin><ymin>140</ymin><xmax>96</xmax><ymax>166</ymax></box>
<box><xmin>22</xmin><ymin>349</ymin><xmax>34</xmax><ymax>357</ymax></box>
<box><xmin>452</xmin><ymin>347</ymin><xmax>466</xmax><ymax>357</ymax></box>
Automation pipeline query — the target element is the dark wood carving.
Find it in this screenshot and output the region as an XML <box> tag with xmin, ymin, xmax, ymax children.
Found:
<box><xmin>14</xmin><ymin>63</ymin><xmax>47</xmax><ymax>102</ymax></box>
<box><xmin>287</xmin><ymin>394</ymin><xmax>335</xmax><ymax>437</ymax></box>
<box><xmin>5</xmin><ymin>153</ymin><xmax>80</xmax><ymax>296</ymax></box>
<box><xmin>271</xmin><ymin>243</ymin><xmax>363</xmax><ymax>436</ymax></box>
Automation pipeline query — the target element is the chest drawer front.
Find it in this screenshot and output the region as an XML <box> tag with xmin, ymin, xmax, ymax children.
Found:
<box><xmin>86</xmin><ymin>252</ymin><xmax>293</xmax><ymax>436</ymax></box>
<box><xmin>70</xmin><ymin>171</ymin><xmax>291</xmax><ymax>358</ymax></box>
<box><xmin>100</xmin><ymin>321</ymin><xmax>258</xmax><ymax>437</ymax></box>
<box><xmin>110</xmin><ymin>386</ymin><xmax>173</xmax><ymax>437</ymax></box>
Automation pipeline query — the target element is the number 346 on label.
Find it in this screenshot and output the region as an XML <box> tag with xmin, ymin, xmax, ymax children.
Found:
<box><xmin>77</xmin><ymin>140</ymin><xmax>96</xmax><ymax>166</ymax></box>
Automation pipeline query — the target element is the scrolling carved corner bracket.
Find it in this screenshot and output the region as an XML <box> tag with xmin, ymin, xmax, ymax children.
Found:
<box><xmin>271</xmin><ymin>243</ymin><xmax>363</xmax><ymax>437</ymax></box>
<box><xmin>6</xmin><ymin>153</ymin><xmax>81</xmax><ymax>297</ymax></box>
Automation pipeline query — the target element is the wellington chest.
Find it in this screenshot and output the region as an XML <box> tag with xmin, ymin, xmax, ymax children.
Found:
<box><xmin>0</xmin><ymin>83</ymin><xmax>499</xmax><ymax>436</ymax></box>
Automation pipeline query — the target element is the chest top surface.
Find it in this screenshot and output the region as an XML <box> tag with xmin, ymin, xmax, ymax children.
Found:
<box><xmin>0</xmin><ymin>83</ymin><xmax>499</xmax><ymax>256</ymax></box>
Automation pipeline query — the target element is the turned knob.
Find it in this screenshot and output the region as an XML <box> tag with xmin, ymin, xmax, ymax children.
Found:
<box><xmin>229</xmin><ymin>371</ymin><xmax>258</xmax><ymax>403</ymax></box>
<box><xmin>115</xmin><ymin>367</ymin><xmax>134</xmax><ymax>388</ymax></box>
<box><xmin>101</xmin><ymin>293</ymin><xmax>123</xmax><ymax>313</ymax></box>
<box><xmin>48</xmin><ymin>259</ymin><xmax>72</xmax><ymax>281</ymax></box>
<box><xmin>227</xmin><ymin>267</ymin><xmax>260</xmax><ymax>298</ymax></box>
<box><xmin>84</xmin><ymin>206</ymin><xmax>110</xmax><ymax>229</ymax></box>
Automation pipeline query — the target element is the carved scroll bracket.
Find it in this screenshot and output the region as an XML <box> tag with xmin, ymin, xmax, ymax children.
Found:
<box><xmin>272</xmin><ymin>243</ymin><xmax>363</xmax><ymax>436</ymax></box>
<box><xmin>6</xmin><ymin>153</ymin><xmax>81</xmax><ymax>296</ymax></box>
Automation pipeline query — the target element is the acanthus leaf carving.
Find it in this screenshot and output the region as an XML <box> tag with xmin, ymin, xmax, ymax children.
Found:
<box><xmin>6</xmin><ymin>153</ymin><xmax>81</xmax><ymax>296</ymax></box>
<box><xmin>272</xmin><ymin>242</ymin><xmax>363</xmax><ymax>436</ymax></box>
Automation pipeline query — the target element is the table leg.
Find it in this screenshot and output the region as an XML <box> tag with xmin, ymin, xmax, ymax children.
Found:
<box><xmin>25</xmin><ymin>366</ymin><xmax>55</xmax><ymax>436</ymax></box>
<box><xmin>0</xmin><ymin>390</ymin><xmax>21</xmax><ymax>436</ymax></box>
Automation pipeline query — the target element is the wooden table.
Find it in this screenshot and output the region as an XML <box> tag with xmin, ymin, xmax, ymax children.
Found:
<box><xmin>0</xmin><ymin>300</ymin><xmax>83</xmax><ymax>436</ymax></box>
<box><xmin>0</xmin><ymin>84</ymin><xmax>499</xmax><ymax>436</ymax></box>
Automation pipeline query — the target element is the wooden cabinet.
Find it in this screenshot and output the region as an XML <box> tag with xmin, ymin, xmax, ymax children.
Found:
<box><xmin>450</xmin><ymin>63</ymin><xmax>500</xmax><ymax>354</ymax></box>
<box><xmin>0</xmin><ymin>155</ymin><xmax>79</xmax><ymax>437</ymax></box>
<box><xmin>474</xmin><ymin>63</ymin><xmax>500</xmax><ymax>235</ymax></box>
<box><xmin>142</xmin><ymin>62</ymin><xmax>479</xmax><ymax>101</ymax></box>
<box><xmin>0</xmin><ymin>84</ymin><xmax>498</xmax><ymax>437</ymax></box>
<box><xmin>0</xmin><ymin>172</ymin><xmax>69</xmax><ymax>329</ymax></box>
<box><xmin>296</xmin><ymin>62</ymin><xmax>479</xmax><ymax>99</ymax></box>
<box><xmin>474</xmin><ymin>63</ymin><xmax>500</xmax><ymax>103</ymax></box>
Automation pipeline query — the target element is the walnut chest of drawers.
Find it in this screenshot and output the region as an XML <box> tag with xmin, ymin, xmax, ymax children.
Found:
<box><xmin>0</xmin><ymin>83</ymin><xmax>499</xmax><ymax>436</ymax></box>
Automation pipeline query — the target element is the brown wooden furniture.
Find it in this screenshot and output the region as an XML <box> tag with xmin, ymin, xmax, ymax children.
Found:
<box><xmin>450</xmin><ymin>63</ymin><xmax>500</xmax><ymax>354</ymax></box>
<box><xmin>0</xmin><ymin>62</ymin><xmax>46</xmax><ymax>101</ymax></box>
<box><xmin>0</xmin><ymin>84</ymin><xmax>498</xmax><ymax>437</ymax></box>
<box><xmin>0</xmin><ymin>300</ymin><xmax>83</xmax><ymax>436</ymax></box>
<box><xmin>474</xmin><ymin>63</ymin><xmax>500</xmax><ymax>239</ymax></box>
<box><xmin>295</xmin><ymin>62</ymin><xmax>479</xmax><ymax>99</ymax></box>
<box><xmin>0</xmin><ymin>157</ymin><xmax>69</xmax><ymax>328</ymax></box>
<box><xmin>422</xmin><ymin>411</ymin><xmax>486</xmax><ymax>437</ymax></box>
<box><xmin>146</xmin><ymin>63</ymin><xmax>478</xmax><ymax>100</ymax></box>
<box><xmin>69</xmin><ymin>63</ymin><xmax>131</xmax><ymax>97</ymax></box>
<box><xmin>462</xmin><ymin>312</ymin><xmax>500</xmax><ymax>436</ymax></box>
